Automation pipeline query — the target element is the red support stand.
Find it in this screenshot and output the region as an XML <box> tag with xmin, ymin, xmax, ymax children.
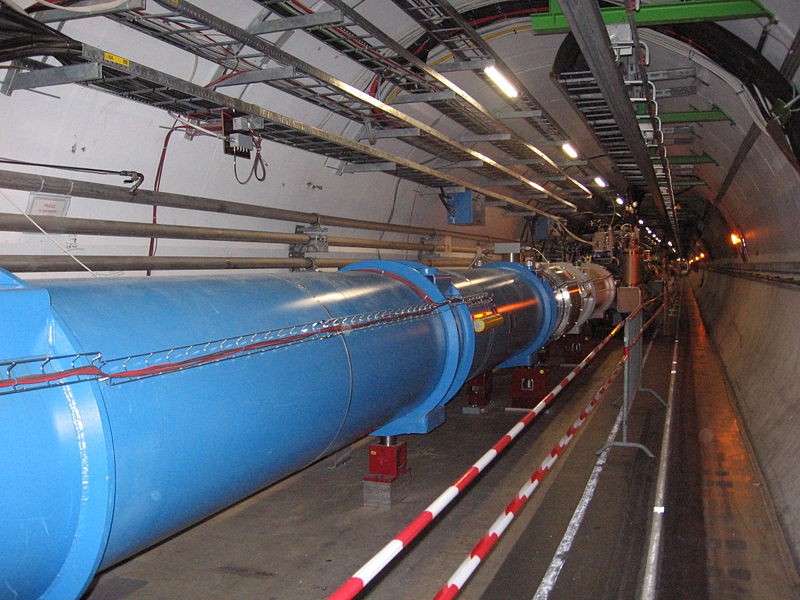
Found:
<box><xmin>466</xmin><ymin>371</ymin><xmax>494</xmax><ymax>406</ymax></box>
<box><xmin>363</xmin><ymin>438</ymin><xmax>410</xmax><ymax>507</ymax></box>
<box><xmin>564</xmin><ymin>327</ymin><xmax>592</xmax><ymax>364</ymax></box>
<box><xmin>364</xmin><ymin>440</ymin><xmax>408</xmax><ymax>483</ymax></box>
<box><xmin>510</xmin><ymin>366</ymin><xmax>550</xmax><ymax>408</ymax></box>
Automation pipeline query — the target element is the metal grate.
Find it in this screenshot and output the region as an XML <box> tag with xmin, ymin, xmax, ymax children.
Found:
<box><xmin>558</xmin><ymin>70</ymin><xmax>646</xmax><ymax>186</ymax></box>
<box><xmin>252</xmin><ymin>0</ymin><xmax>588</xmax><ymax>192</ymax></box>
<box><xmin>391</xmin><ymin>0</ymin><xmax>563</xmax><ymax>141</ymax></box>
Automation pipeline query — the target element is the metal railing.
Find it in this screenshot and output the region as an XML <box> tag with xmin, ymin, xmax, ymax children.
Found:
<box><xmin>598</xmin><ymin>296</ymin><xmax>666</xmax><ymax>457</ymax></box>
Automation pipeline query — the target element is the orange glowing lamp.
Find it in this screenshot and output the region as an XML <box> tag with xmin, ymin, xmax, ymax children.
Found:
<box><xmin>730</xmin><ymin>233</ymin><xmax>743</xmax><ymax>246</ymax></box>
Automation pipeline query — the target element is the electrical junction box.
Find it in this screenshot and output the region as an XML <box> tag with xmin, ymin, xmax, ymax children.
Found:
<box><xmin>617</xmin><ymin>286</ymin><xmax>642</xmax><ymax>313</ymax></box>
<box><xmin>447</xmin><ymin>190</ymin><xmax>485</xmax><ymax>225</ymax></box>
<box><xmin>534</xmin><ymin>217</ymin><xmax>553</xmax><ymax>239</ymax></box>
<box><xmin>592</xmin><ymin>230</ymin><xmax>614</xmax><ymax>258</ymax></box>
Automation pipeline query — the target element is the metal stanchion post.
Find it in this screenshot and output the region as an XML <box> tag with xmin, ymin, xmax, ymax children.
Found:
<box><xmin>598</xmin><ymin>301</ymin><xmax>656</xmax><ymax>457</ymax></box>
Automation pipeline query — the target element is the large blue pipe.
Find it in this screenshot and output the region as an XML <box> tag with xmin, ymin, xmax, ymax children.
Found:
<box><xmin>0</xmin><ymin>259</ymin><xmax>606</xmax><ymax>600</ymax></box>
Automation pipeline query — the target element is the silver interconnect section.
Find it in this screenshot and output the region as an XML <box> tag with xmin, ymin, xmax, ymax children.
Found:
<box><xmin>541</xmin><ymin>262</ymin><xmax>615</xmax><ymax>339</ymax></box>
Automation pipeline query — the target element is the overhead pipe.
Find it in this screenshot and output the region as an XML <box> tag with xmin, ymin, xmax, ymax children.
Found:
<box><xmin>0</xmin><ymin>169</ymin><xmax>514</xmax><ymax>243</ymax></box>
<box><xmin>0</xmin><ymin>258</ymin><xmax>614</xmax><ymax>599</ymax></box>
<box><xmin>0</xmin><ymin>255</ymin><xmax>479</xmax><ymax>272</ymax></box>
<box><xmin>0</xmin><ymin>213</ymin><xmax>483</xmax><ymax>254</ymax></box>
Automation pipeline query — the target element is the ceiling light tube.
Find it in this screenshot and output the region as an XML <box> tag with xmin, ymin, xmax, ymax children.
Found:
<box><xmin>484</xmin><ymin>65</ymin><xmax>518</xmax><ymax>99</ymax></box>
<box><xmin>615</xmin><ymin>196</ymin><xmax>625</xmax><ymax>205</ymax></box>
<box><xmin>593</xmin><ymin>176</ymin><xmax>608</xmax><ymax>188</ymax></box>
<box><xmin>561</xmin><ymin>142</ymin><xmax>579</xmax><ymax>159</ymax></box>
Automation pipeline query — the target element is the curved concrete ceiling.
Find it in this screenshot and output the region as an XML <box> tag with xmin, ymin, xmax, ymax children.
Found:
<box><xmin>0</xmin><ymin>0</ymin><xmax>797</xmax><ymax>265</ymax></box>
<box><xmin>440</xmin><ymin>0</ymin><xmax>800</xmax><ymax>261</ymax></box>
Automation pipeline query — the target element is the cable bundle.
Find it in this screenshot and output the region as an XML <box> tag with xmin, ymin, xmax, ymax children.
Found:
<box><xmin>0</xmin><ymin>3</ymin><xmax>82</xmax><ymax>63</ymax></box>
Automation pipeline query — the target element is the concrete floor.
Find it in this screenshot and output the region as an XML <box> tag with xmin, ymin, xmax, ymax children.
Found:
<box><xmin>83</xmin><ymin>290</ymin><xmax>800</xmax><ymax>600</ymax></box>
<box><xmin>661</xmin><ymin>291</ymin><xmax>800</xmax><ymax>600</ymax></box>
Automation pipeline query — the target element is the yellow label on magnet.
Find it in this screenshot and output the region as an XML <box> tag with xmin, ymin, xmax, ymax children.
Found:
<box><xmin>103</xmin><ymin>52</ymin><xmax>130</xmax><ymax>67</ymax></box>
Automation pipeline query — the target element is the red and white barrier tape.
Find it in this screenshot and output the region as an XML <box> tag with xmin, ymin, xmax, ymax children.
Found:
<box><xmin>325</xmin><ymin>312</ymin><xmax>636</xmax><ymax>600</ymax></box>
<box><xmin>433</xmin><ymin>357</ymin><xmax>627</xmax><ymax>600</ymax></box>
<box><xmin>432</xmin><ymin>301</ymin><xmax>666</xmax><ymax>600</ymax></box>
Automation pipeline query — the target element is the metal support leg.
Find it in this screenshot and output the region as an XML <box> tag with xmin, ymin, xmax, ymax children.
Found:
<box><xmin>597</xmin><ymin>309</ymin><xmax>655</xmax><ymax>457</ymax></box>
<box><xmin>641</xmin><ymin>387</ymin><xmax>667</xmax><ymax>407</ymax></box>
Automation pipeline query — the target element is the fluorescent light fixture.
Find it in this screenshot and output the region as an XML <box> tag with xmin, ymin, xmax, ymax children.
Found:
<box><xmin>615</xmin><ymin>196</ymin><xmax>625</xmax><ymax>205</ymax></box>
<box><xmin>667</xmin><ymin>241</ymin><xmax>673</xmax><ymax>247</ymax></box>
<box><xmin>637</xmin><ymin>219</ymin><xmax>644</xmax><ymax>225</ymax></box>
<box><xmin>561</xmin><ymin>142</ymin><xmax>579</xmax><ymax>159</ymax></box>
<box><xmin>593</xmin><ymin>176</ymin><xmax>608</xmax><ymax>188</ymax></box>
<box><xmin>483</xmin><ymin>65</ymin><xmax>518</xmax><ymax>98</ymax></box>
<box><xmin>529</xmin><ymin>181</ymin><xmax>546</xmax><ymax>192</ymax></box>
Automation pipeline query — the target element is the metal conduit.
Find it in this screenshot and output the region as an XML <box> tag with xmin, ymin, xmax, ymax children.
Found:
<box><xmin>0</xmin><ymin>214</ymin><xmax>482</xmax><ymax>254</ymax></box>
<box><xmin>0</xmin><ymin>255</ymin><xmax>476</xmax><ymax>272</ymax></box>
<box><xmin>0</xmin><ymin>169</ymin><xmax>515</xmax><ymax>243</ymax></box>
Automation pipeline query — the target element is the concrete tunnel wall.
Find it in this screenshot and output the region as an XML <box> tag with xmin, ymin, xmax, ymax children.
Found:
<box><xmin>689</xmin><ymin>121</ymin><xmax>800</xmax><ymax>563</ymax></box>
<box><xmin>693</xmin><ymin>271</ymin><xmax>800</xmax><ymax>561</ymax></box>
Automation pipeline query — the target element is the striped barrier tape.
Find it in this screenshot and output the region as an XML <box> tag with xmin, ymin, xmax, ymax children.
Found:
<box><xmin>433</xmin><ymin>357</ymin><xmax>627</xmax><ymax>600</ymax></box>
<box><xmin>432</xmin><ymin>300</ymin><xmax>665</xmax><ymax>600</ymax></box>
<box><xmin>324</xmin><ymin>299</ymin><xmax>661</xmax><ymax>600</ymax></box>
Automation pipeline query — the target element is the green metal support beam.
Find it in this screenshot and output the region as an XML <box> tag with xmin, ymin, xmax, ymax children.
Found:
<box><xmin>672</xmin><ymin>179</ymin><xmax>709</xmax><ymax>187</ymax></box>
<box><xmin>658</xmin><ymin>108</ymin><xmax>733</xmax><ymax>124</ymax></box>
<box><xmin>650</xmin><ymin>151</ymin><xmax>717</xmax><ymax>165</ymax></box>
<box><xmin>532</xmin><ymin>0</ymin><xmax>772</xmax><ymax>35</ymax></box>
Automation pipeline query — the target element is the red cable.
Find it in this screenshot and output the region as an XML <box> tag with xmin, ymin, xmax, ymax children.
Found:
<box><xmin>353</xmin><ymin>268</ymin><xmax>435</xmax><ymax>304</ymax></box>
<box><xmin>0</xmin><ymin>299</ymin><xmax>462</xmax><ymax>391</ymax></box>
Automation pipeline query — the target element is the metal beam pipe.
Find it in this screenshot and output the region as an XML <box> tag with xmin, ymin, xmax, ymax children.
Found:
<box><xmin>0</xmin><ymin>259</ymin><xmax>579</xmax><ymax>598</ymax></box>
<box><xmin>0</xmin><ymin>169</ymin><xmax>513</xmax><ymax>243</ymax></box>
<box><xmin>0</xmin><ymin>214</ymin><xmax>480</xmax><ymax>254</ymax></box>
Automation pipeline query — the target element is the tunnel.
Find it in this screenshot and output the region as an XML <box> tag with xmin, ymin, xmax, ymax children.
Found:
<box><xmin>0</xmin><ymin>1</ymin><xmax>798</xmax><ymax>599</ymax></box>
